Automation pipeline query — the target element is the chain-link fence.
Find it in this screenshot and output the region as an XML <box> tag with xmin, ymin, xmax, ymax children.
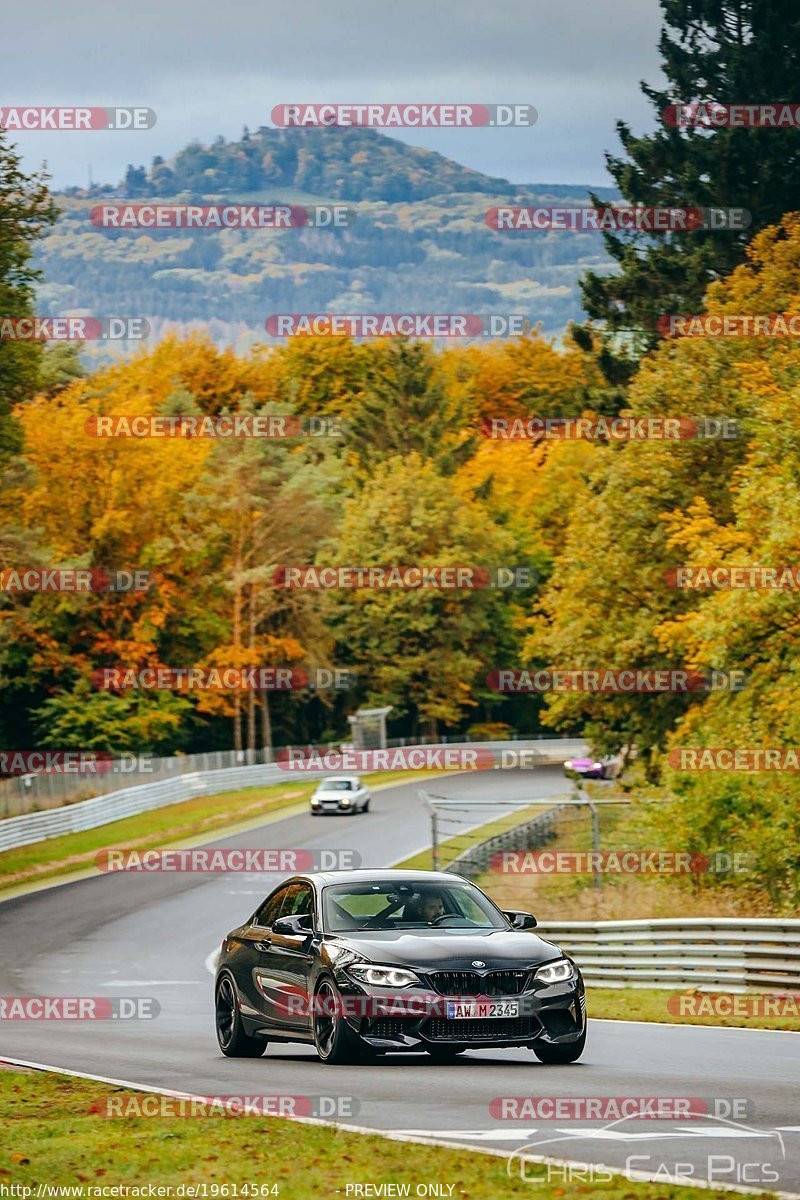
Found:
<box><xmin>0</xmin><ymin>731</ymin><xmax>582</xmax><ymax>818</ymax></box>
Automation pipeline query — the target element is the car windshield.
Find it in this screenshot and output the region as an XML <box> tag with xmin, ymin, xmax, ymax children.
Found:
<box><xmin>320</xmin><ymin>780</ymin><xmax>353</xmax><ymax>791</ymax></box>
<box><xmin>322</xmin><ymin>879</ymin><xmax>508</xmax><ymax>932</ymax></box>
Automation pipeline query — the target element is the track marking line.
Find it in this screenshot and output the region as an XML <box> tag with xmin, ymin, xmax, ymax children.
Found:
<box><xmin>101</xmin><ymin>980</ymin><xmax>202</xmax><ymax>986</ymax></box>
<box><xmin>1</xmin><ymin>1055</ymin><xmax>798</xmax><ymax>1200</ymax></box>
<box><xmin>591</xmin><ymin>1017</ymin><xmax>800</xmax><ymax>1034</ymax></box>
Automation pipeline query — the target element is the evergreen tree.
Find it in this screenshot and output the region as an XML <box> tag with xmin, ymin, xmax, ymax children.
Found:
<box><xmin>123</xmin><ymin>164</ymin><xmax>149</xmax><ymax>196</ymax></box>
<box><xmin>581</xmin><ymin>0</ymin><xmax>800</xmax><ymax>365</ymax></box>
<box><xmin>0</xmin><ymin>129</ymin><xmax>58</xmax><ymax>459</ymax></box>
<box><xmin>348</xmin><ymin>339</ymin><xmax>474</xmax><ymax>474</ymax></box>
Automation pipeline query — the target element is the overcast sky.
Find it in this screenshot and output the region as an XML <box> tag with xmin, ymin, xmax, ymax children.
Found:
<box><xmin>2</xmin><ymin>0</ymin><xmax>664</xmax><ymax>190</ymax></box>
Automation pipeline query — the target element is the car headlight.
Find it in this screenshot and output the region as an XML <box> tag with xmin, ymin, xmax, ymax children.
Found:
<box><xmin>564</xmin><ymin>760</ymin><xmax>573</xmax><ymax>769</ymax></box>
<box><xmin>593</xmin><ymin>762</ymin><xmax>603</xmax><ymax>769</ymax></box>
<box><xmin>340</xmin><ymin>796</ymin><xmax>352</xmax><ymax>805</ymax></box>
<box><xmin>347</xmin><ymin>964</ymin><xmax>421</xmax><ymax>987</ymax></box>
<box><xmin>535</xmin><ymin>958</ymin><xmax>575</xmax><ymax>985</ymax></box>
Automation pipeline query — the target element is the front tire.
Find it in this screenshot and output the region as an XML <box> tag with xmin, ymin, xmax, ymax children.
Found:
<box><xmin>532</xmin><ymin>1027</ymin><xmax>586</xmax><ymax>1064</ymax></box>
<box><xmin>215</xmin><ymin>973</ymin><xmax>267</xmax><ymax>1058</ymax></box>
<box><xmin>312</xmin><ymin>977</ymin><xmax>363</xmax><ymax>1064</ymax></box>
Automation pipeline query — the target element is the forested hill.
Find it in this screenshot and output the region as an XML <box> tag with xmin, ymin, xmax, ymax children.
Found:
<box><xmin>38</xmin><ymin>126</ymin><xmax>619</xmax><ymax>359</ymax></box>
<box><xmin>111</xmin><ymin>125</ymin><xmax>514</xmax><ymax>203</ymax></box>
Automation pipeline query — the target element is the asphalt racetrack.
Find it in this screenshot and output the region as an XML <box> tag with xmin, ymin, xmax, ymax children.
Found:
<box><xmin>1</xmin><ymin>766</ymin><xmax>798</xmax><ymax>1194</ymax></box>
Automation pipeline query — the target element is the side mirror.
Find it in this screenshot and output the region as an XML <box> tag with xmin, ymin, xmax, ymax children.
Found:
<box><xmin>504</xmin><ymin>909</ymin><xmax>537</xmax><ymax>930</ymax></box>
<box><xmin>272</xmin><ymin>914</ymin><xmax>313</xmax><ymax>937</ymax></box>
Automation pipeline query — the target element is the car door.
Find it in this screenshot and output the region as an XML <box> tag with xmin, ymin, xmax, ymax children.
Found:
<box><xmin>227</xmin><ymin>884</ymin><xmax>291</xmax><ymax>1027</ymax></box>
<box><xmin>351</xmin><ymin>779</ymin><xmax>365</xmax><ymax>810</ymax></box>
<box><xmin>252</xmin><ymin>882</ymin><xmax>317</xmax><ymax>1035</ymax></box>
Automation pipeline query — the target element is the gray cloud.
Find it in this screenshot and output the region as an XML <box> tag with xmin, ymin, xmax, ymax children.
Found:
<box><xmin>1</xmin><ymin>0</ymin><xmax>664</xmax><ymax>189</ymax></box>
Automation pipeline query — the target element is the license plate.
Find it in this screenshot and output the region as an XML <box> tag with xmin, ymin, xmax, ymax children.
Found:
<box><xmin>445</xmin><ymin>1000</ymin><xmax>519</xmax><ymax>1019</ymax></box>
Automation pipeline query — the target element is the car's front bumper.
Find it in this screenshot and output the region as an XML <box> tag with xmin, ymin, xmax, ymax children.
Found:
<box><xmin>311</xmin><ymin>799</ymin><xmax>354</xmax><ymax>813</ymax></box>
<box><xmin>333</xmin><ymin>975</ymin><xmax>585</xmax><ymax>1052</ymax></box>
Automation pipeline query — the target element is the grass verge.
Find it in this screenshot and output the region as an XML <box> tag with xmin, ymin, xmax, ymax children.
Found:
<box><xmin>0</xmin><ymin>769</ymin><xmax>441</xmax><ymax>895</ymax></box>
<box><xmin>587</xmin><ymin>986</ymin><xmax>800</xmax><ymax>1031</ymax></box>
<box><xmin>0</xmin><ymin>1068</ymin><xmax>780</xmax><ymax>1199</ymax></box>
<box><xmin>474</xmin><ymin>797</ymin><xmax>780</xmax><ymax>920</ymax></box>
<box><xmin>393</xmin><ymin>802</ymin><xmax>556</xmax><ymax>872</ymax></box>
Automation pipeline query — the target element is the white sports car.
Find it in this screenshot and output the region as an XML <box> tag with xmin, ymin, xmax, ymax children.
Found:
<box><xmin>310</xmin><ymin>775</ymin><xmax>371</xmax><ymax>815</ymax></box>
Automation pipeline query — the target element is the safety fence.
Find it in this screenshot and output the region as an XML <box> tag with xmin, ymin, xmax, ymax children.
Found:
<box><xmin>534</xmin><ymin>917</ymin><xmax>800</xmax><ymax>992</ymax></box>
<box><xmin>445</xmin><ymin>806</ymin><xmax>564</xmax><ymax>877</ymax></box>
<box><xmin>436</xmin><ymin>795</ymin><xmax>799</xmax><ymax>993</ymax></box>
<box><xmin>0</xmin><ymin>731</ymin><xmax>581</xmax><ymax>817</ymax></box>
<box><xmin>0</xmin><ymin>738</ymin><xmax>583</xmax><ymax>853</ymax></box>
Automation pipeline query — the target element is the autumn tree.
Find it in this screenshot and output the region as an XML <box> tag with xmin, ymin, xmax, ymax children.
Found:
<box><xmin>0</xmin><ymin>128</ymin><xmax>58</xmax><ymax>458</ymax></box>
<box><xmin>186</xmin><ymin>395</ymin><xmax>339</xmax><ymax>753</ymax></box>
<box><xmin>327</xmin><ymin>452</ymin><xmax>518</xmax><ymax>739</ymax></box>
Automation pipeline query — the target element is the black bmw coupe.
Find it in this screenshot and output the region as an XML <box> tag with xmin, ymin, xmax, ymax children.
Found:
<box><xmin>214</xmin><ymin>869</ymin><xmax>586</xmax><ymax>1064</ymax></box>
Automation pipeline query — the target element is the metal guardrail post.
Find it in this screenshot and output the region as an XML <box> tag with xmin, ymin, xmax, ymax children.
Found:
<box><xmin>431</xmin><ymin>809</ymin><xmax>439</xmax><ymax>872</ymax></box>
<box><xmin>588</xmin><ymin>798</ymin><xmax>601</xmax><ymax>891</ymax></box>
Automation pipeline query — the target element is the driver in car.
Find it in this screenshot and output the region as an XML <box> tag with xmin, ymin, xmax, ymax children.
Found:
<box><xmin>406</xmin><ymin>890</ymin><xmax>445</xmax><ymax>923</ymax></box>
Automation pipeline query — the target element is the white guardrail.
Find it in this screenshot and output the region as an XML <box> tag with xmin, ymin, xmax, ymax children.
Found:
<box><xmin>0</xmin><ymin>739</ymin><xmax>583</xmax><ymax>854</ymax></box>
<box><xmin>534</xmin><ymin>918</ymin><xmax>800</xmax><ymax>992</ymax></box>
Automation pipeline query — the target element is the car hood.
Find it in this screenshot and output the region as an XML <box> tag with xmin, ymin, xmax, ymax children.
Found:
<box><xmin>327</xmin><ymin>928</ymin><xmax>563</xmax><ymax>970</ymax></box>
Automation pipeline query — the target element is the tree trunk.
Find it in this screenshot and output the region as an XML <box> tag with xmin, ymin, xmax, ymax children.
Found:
<box><xmin>232</xmin><ymin>521</ymin><xmax>243</xmax><ymax>754</ymax></box>
<box><xmin>247</xmin><ymin>583</ymin><xmax>256</xmax><ymax>756</ymax></box>
<box><xmin>233</xmin><ymin>695</ymin><xmax>242</xmax><ymax>753</ymax></box>
<box><xmin>261</xmin><ymin>689</ymin><xmax>273</xmax><ymax>762</ymax></box>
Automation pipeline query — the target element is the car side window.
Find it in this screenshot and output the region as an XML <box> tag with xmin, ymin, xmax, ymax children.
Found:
<box><xmin>254</xmin><ymin>887</ymin><xmax>289</xmax><ymax>929</ymax></box>
<box><xmin>280</xmin><ymin>883</ymin><xmax>315</xmax><ymax>923</ymax></box>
